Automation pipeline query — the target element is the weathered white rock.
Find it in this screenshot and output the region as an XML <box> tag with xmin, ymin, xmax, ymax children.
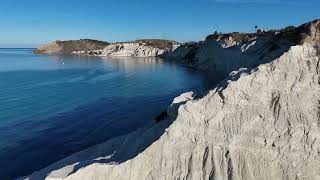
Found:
<box><xmin>36</xmin><ymin>39</ymin><xmax>177</xmax><ymax>57</ymax></box>
<box><xmin>101</xmin><ymin>43</ymin><xmax>167</xmax><ymax>57</ymax></box>
<box><xmin>72</xmin><ymin>49</ymin><xmax>103</xmax><ymax>56</ymax></box>
<box><xmin>71</xmin><ymin>40</ymin><xmax>178</xmax><ymax>57</ymax></box>
<box><xmin>167</xmin><ymin>92</ymin><xmax>196</xmax><ymax>118</ymax></box>
<box><xmin>217</xmin><ymin>35</ymin><xmax>240</xmax><ymax>48</ymax></box>
<box><xmin>26</xmin><ymin>20</ymin><xmax>320</xmax><ymax>180</ymax></box>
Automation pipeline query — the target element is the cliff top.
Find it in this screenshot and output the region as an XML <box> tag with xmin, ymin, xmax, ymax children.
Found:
<box><xmin>206</xmin><ymin>19</ymin><xmax>320</xmax><ymax>45</ymax></box>
<box><xmin>111</xmin><ymin>39</ymin><xmax>179</xmax><ymax>49</ymax></box>
<box><xmin>134</xmin><ymin>39</ymin><xmax>179</xmax><ymax>49</ymax></box>
<box><xmin>55</xmin><ymin>39</ymin><xmax>110</xmax><ymax>46</ymax></box>
<box><xmin>35</xmin><ymin>39</ymin><xmax>110</xmax><ymax>54</ymax></box>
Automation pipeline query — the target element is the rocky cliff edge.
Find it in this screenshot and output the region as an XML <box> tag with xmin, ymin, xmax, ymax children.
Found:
<box><xmin>27</xmin><ymin>19</ymin><xmax>320</xmax><ymax>180</ymax></box>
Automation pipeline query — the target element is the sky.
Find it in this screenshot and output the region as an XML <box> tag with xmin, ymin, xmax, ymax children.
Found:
<box><xmin>0</xmin><ymin>0</ymin><xmax>319</xmax><ymax>47</ymax></box>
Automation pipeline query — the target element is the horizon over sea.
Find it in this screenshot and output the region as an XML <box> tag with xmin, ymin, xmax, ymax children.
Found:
<box><xmin>0</xmin><ymin>48</ymin><xmax>213</xmax><ymax>179</ymax></box>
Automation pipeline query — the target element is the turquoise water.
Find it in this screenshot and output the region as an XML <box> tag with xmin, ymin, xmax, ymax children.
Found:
<box><xmin>0</xmin><ymin>48</ymin><xmax>212</xmax><ymax>179</ymax></box>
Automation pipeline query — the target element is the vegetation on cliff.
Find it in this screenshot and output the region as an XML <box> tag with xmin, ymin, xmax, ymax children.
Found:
<box><xmin>34</xmin><ymin>39</ymin><xmax>109</xmax><ymax>54</ymax></box>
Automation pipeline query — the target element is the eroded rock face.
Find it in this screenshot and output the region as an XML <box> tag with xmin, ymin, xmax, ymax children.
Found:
<box><xmin>163</xmin><ymin>21</ymin><xmax>314</xmax><ymax>78</ymax></box>
<box><xmin>34</xmin><ymin>41</ymin><xmax>63</xmax><ymax>54</ymax></box>
<box><xmin>71</xmin><ymin>43</ymin><xmax>170</xmax><ymax>57</ymax></box>
<box><xmin>39</xmin><ymin>39</ymin><xmax>179</xmax><ymax>57</ymax></box>
<box><xmin>101</xmin><ymin>42</ymin><xmax>168</xmax><ymax>57</ymax></box>
<box><xmin>27</xmin><ymin>20</ymin><xmax>320</xmax><ymax>180</ymax></box>
<box><xmin>97</xmin><ymin>40</ymin><xmax>178</xmax><ymax>57</ymax></box>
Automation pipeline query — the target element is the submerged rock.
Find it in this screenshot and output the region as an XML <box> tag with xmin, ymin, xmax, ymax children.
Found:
<box><xmin>27</xmin><ymin>20</ymin><xmax>320</xmax><ymax>180</ymax></box>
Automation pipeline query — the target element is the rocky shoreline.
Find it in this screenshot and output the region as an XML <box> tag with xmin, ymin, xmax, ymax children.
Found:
<box><xmin>35</xmin><ymin>39</ymin><xmax>179</xmax><ymax>58</ymax></box>
<box><xmin>27</xmin><ymin>19</ymin><xmax>320</xmax><ymax>180</ymax></box>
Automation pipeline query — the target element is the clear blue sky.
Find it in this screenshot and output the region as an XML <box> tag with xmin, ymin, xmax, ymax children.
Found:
<box><xmin>0</xmin><ymin>0</ymin><xmax>319</xmax><ymax>47</ymax></box>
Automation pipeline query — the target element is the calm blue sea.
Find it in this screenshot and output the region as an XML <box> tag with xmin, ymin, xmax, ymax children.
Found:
<box><xmin>0</xmin><ymin>48</ymin><xmax>212</xmax><ymax>179</ymax></box>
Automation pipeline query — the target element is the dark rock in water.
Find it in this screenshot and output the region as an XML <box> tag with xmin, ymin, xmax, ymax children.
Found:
<box><xmin>154</xmin><ymin>111</ymin><xmax>168</xmax><ymax>123</ymax></box>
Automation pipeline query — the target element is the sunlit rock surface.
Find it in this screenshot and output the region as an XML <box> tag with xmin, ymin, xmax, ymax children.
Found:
<box><xmin>73</xmin><ymin>39</ymin><xmax>178</xmax><ymax>57</ymax></box>
<box><xmin>27</xmin><ymin>20</ymin><xmax>320</xmax><ymax>180</ymax></box>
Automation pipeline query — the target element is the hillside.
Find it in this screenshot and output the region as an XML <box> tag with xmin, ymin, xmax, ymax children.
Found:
<box><xmin>71</xmin><ymin>39</ymin><xmax>179</xmax><ymax>57</ymax></box>
<box><xmin>27</xmin><ymin>19</ymin><xmax>320</xmax><ymax>180</ymax></box>
<box><xmin>133</xmin><ymin>39</ymin><xmax>179</xmax><ymax>49</ymax></box>
<box><xmin>35</xmin><ymin>39</ymin><xmax>178</xmax><ymax>57</ymax></box>
<box><xmin>34</xmin><ymin>39</ymin><xmax>110</xmax><ymax>54</ymax></box>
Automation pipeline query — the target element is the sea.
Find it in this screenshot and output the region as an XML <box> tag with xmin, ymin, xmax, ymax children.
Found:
<box><xmin>0</xmin><ymin>48</ymin><xmax>213</xmax><ymax>179</ymax></box>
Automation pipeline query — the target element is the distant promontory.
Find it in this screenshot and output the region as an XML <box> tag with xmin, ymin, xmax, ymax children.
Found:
<box><xmin>35</xmin><ymin>39</ymin><xmax>179</xmax><ymax>57</ymax></box>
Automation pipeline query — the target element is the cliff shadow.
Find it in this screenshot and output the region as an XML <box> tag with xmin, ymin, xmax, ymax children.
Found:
<box><xmin>26</xmin><ymin>24</ymin><xmax>317</xmax><ymax>179</ymax></box>
<box><xmin>26</xmin><ymin>96</ymin><xmax>192</xmax><ymax>180</ymax></box>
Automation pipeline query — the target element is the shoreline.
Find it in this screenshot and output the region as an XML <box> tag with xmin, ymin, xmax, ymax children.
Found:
<box><xmin>25</xmin><ymin>19</ymin><xmax>320</xmax><ymax>180</ymax></box>
<box><xmin>0</xmin><ymin>51</ymin><xmax>212</xmax><ymax>180</ymax></box>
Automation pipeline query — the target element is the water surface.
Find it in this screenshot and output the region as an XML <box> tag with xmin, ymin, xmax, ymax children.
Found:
<box><xmin>0</xmin><ymin>48</ymin><xmax>212</xmax><ymax>179</ymax></box>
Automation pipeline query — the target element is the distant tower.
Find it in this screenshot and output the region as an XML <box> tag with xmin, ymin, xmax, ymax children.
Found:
<box><xmin>255</xmin><ymin>25</ymin><xmax>265</xmax><ymax>34</ymax></box>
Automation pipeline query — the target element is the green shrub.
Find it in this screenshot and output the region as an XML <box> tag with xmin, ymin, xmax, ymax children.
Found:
<box><xmin>280</xmin><ymin>26</ymin><xmax>296</xmax><ymax>33</ymax></box>
<box><xmin>230</xmin><ymin>32</ymin><xmax>248</xmax><ymax>42</ymax></box>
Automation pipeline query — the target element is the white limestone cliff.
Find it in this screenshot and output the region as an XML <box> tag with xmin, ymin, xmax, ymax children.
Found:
<box><xmin>101</xmin><ymin>42</ymin><xmax>167</xmax><ymax>57</ymax></box>
<box><xmin>36</xmin><ymin>39</ymin><xmax>177</xmax><ymax>58</ymax></box>
<box><xmin>72</xmin><ymin>40</ymin><xmax>179</xmax><ymax>57</ymax></box>
<box><xmin>71</xmin><ymin>42</ymin><xmax>167</xmax><ymax>57</ymax></box>
<box><xmin>26</xmin><ymin>20</ymin><xmax>320</xmax><ymax>180</ymax></box>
